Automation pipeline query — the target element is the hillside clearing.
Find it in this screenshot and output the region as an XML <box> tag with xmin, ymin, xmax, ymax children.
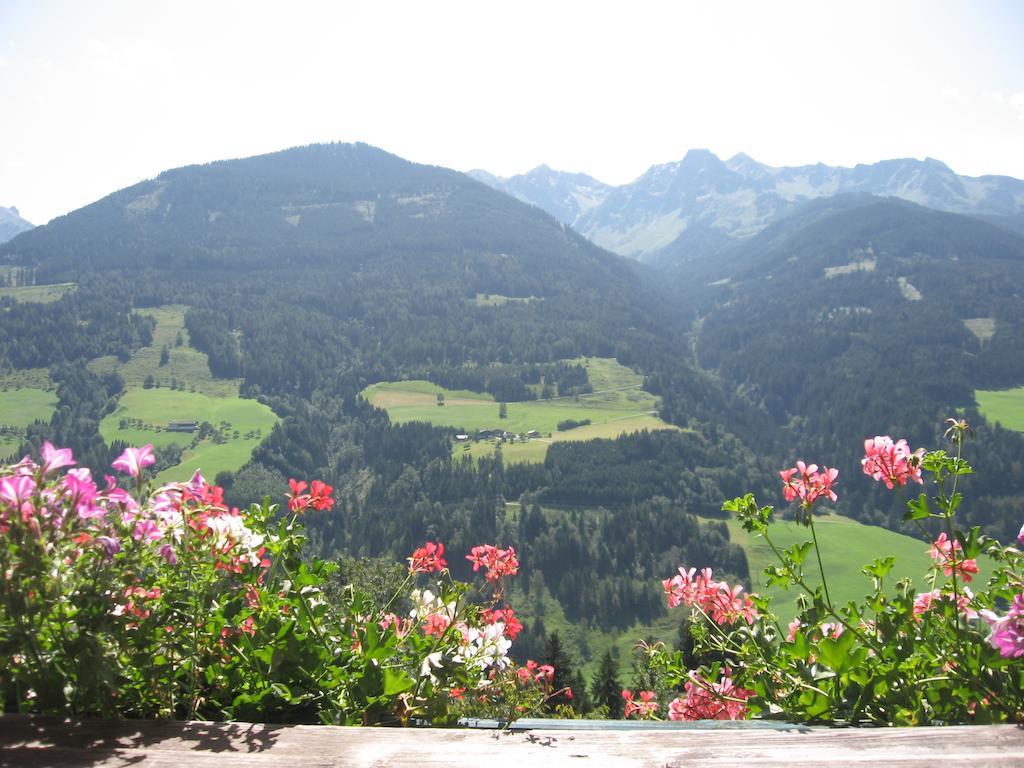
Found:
<box><xmin>363</xmin><ymin>358</ymin><xmax>677</xmax><ymax>463</ymax></box>
<box><xmin>0</xmin><ymin>282</ymin><xmax>76</xmax><ymax>303</ymax></box>
<box><xmin>88</xmin><ymin>304</ymin><xmax>241</xmax><ymax>398</ymax></box>
<box><xmin>976</xmin><ymin>387</ymin><xmax>1024</xmax><ymax>433</ymax></box>
<box><xmin>99</xmin><ymin>388</ymin><xmax>278</xmax><ymax>484</ymax></box>
<box><xmin>0</xmin><ymin>387</ymin><xmax>58</xmax><ymax>456</ymax></box>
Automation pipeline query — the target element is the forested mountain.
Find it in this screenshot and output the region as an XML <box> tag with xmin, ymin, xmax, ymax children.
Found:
<box><xmin>0</xmin><ymin>142</ymin><xmax>767</xmax><ymax>653</ymax></box>
<box><xmin>680</xmin><ymin>194</ymin><xmax>1024</xmax><ymax>540</ymax></box>
<box><xmin>0</xmin><ymin>205</ymin><xmax>33</xmax><ymax>245</ymax></box>
<box><xmin>472</xmin><ymin>152</ymin><xmax>1024</xmax><ymax>264</ymax></box>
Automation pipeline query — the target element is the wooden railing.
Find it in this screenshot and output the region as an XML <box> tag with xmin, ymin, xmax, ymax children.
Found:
<box><xmin>2</xmin><ymin>715</ymin><xmax>1023</xmax><ymax>766</ymax></box>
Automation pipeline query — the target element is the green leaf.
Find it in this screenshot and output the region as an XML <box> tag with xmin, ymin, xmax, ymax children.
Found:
<box><xmin>797</xmin><ymin>689</ymin><xmax>831</xmax><ymax>719</ymax></box>
<box><xmin>904</xmin><ymin>494</ymin><xmax>931</xmax><ymax>521</ymax></box>
<box><xmin>382</xmin><ymin>668</ymin><xmax>415</xmax><ymax>696</ymax></box>
<box><xmin>785</xmin><ymin>541</ymin><xmax>814</xmax><ymax>566</ymax></box>
<box><xmin>816</xmin><ymin>631</ymin><xmax>856</xmax><ymax>673</ymax></box>
<box><xmin>862</xmin><ymin>556</ymin><xmax>895</xmax><ymax>579</ymax></box>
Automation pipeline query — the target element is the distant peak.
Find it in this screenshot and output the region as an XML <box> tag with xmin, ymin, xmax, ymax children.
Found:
<box><xmin>727</xmin><ymin>152</ymin><xmax>755</xmax><ymax>164</ymax></box>
<box><xmin>682</xmin><ymin>148</ymin><xmax>721</xmax><ymax>162</ymax></box>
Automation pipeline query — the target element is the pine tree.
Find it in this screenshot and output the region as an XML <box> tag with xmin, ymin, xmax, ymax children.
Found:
<box><xmin>542</xmin><ymin>631</ymin><xmax>591</xmax><ymax>714</ymax></box>
<box><xmin>590</xmin><ymin>649</ymin><xmax>623</xmax><ymax>718</ymax></box>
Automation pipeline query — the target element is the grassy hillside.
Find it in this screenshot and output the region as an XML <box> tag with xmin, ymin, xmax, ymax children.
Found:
<box><xmin>725</xmin><ymin>513</ymin><xmax>994</xmax><ymax>621</ymax></box>
<box><xmin>100</xmin><ymin>388</ymin><xmax>278</xmax><ymax>484</ymax></box>
<box><xmin>363</xmin><ymin>357</ymin><xmax>678</xmax><ymax>463</ymax></box>
<box><xmin>0</xmin><ymin>387</ymin><xmax>58</xmax><ymax>455</ymax></box>
<box><xmin>84</xmin><ymin>304</ymin><xmax>278</xmax><ymax>483</ymax></box>
<box><xmin>976</xmin><ymin>387</ymin><xmax>1024</xmax><ymax>432</ymax></box>
<box><xmin>88</xmin><ymin>304</ymin><xmax>241</xmax><ymax>398</ymax></box>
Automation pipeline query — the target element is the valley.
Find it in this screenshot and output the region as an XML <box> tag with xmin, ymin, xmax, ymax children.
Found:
<box><xmin>2</xmin><ymin>142</ymin><xmax>1023</xmax><ymax>696</ymax></box>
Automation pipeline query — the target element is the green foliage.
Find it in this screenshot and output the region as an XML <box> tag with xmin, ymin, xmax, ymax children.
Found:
<box><xmin>0</xmin><ymin>451</ymin><xmax>555</xmax><ymax>724</ymax></box>
<box><xmin>648</xmin><ymin>426</ymin><xmax>1024</xmax><ymax>725</ymax></box>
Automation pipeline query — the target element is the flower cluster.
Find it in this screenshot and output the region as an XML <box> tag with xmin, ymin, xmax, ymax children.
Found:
<box><xmin>929</xmin><ymin>532</ymin><xmax>980</xmax><ymax>583</ymax></box>
<box><xmin>861</xmin><ymin>436</ymin><xmax>924</xmax><ymax>489</ymax></box>
<box><xmin>980</xmin><ymin>594</ymin><xmax>1024</xmax><ymax>658</ymax></box>
<box><xmin>662</xmin><ymin>566</ymin><xmax>758</xmax><ymax>625</ymax></box>
<box><xmin>286</xmin><ymin>478</ymin><xmax>334</xmax><ymax>513</ymax></box>
<box><xmin>779</xmin><ymin>461</ymin><xmax>838</xmax><ymax>508</ymax></box>
<box><xmin>515</xmin><ymin>659</ymin><xmax>554</xmax><ymax>687</ymax></box>
<box><xmin>482</xmin><ymin>605</ymin><xmax>522</xmax><ymax>640</ymax></box>
<box><xmin>409</xmin><ymin>541</ymin><xmax>447</xmax><ymax>574</ymax></box>
<box><xmin>466</xmin><ymin>544</ymin><xmax>519</xmax><ymax>583</ymax></box>
<box><xmin>668</xmin><ymin>670</ymin><xmax>752</xmax><ymax>721</ymax></box>
<box><xmin>621</xmin><ymin>689</ymin><xmax>659</xmax><ymax>719</ymax></box>
<box><xmin>912</xmin><ymin>588</ymin><xmax>977</xmax><ymax>622</ymax></box>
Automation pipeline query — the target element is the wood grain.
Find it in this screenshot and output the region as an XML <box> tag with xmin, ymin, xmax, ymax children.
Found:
<box><xmin>2</xmin><ymin>716</ymin><xmax>1022</xmax><ymax>767</ymax></box>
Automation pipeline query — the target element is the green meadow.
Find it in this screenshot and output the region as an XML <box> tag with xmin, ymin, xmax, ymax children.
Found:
<box><xmin>976</xmin><ymin>387</ymin><xmax>1024</xmax><ymax>433</ymax></box>
<box><xmin>89</xmin><ymin>304</ymin><xmax>241</xmax><ymax>398</ymax></box>
<box><xmin>0</xmin><ymin>282</ymin><xmax>76</xmax><ymax>303</ymax></box>
<box><xmin>362</xmin><ymin>357</ymin><xmax>678</xmax><ymax>464</ymax></box>
<box><xmin>725</xmin><ymin>513</ymin><xmax>994</xmax><ymax>622</ymax></box>
<box><xmin>100</xmin><ymin>388</ymin><xmax>278</xmax><ymax>484</ymax></box>
<box><xmin>0</xmin><ymin>387</ymin><xmax>59</xmax><ymax>455</ymax></box>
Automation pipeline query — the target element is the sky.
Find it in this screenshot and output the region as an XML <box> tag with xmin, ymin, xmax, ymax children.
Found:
<box><xmin>2</xmin><ymin>0</ymin><xmax>1023</xmax><ymax>225</ymax></box>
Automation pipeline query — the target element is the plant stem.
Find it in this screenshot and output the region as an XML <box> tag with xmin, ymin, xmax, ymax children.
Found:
<box><xmin>808</xmin><ymin>515</ymin><xmax>833</xmax><ymax>611</ymax></box>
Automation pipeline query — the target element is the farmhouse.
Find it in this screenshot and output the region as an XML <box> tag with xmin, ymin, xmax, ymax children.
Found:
<box><xmin>167</xmin><ymin>419</ymin><xmax>198</xmax><ymax>433</ymax></box>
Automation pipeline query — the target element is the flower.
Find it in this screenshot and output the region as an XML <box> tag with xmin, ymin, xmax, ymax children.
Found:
<box><xmin>980</xmin><ymin>594</ymin><xmax>1024</xmax><ymax>658</ymax></box>
<box><xmin>483</xmin><ymin>605</ymin><xmax>522</xmax><ymax>640</ymax></box>
<box><xmin>409</xmin><ymin>541</ymin><xmax>447</xmax><ymax>574</ymax></box>
<box><xmin>861</xmin><ymin>436</ymin><xmax>925</xmax><ymax>489</ymax></box>
<box><xmin>668</xmin><ymin>670</ymin><xmax>752</xmax><ymax>721</ymax></box>
<box><xmin>1018</xmin><ymin>522</ymin><xmax>1023</xmax><ymax>546</ymax></box>
<box><xmin>662</xmin><ymin>566</ymin><xmax>758</xmax><ymax>625</ymax></box>
<box><xmin>309</xmin><ymin>480</ymin><xmax>334</xmax><ymax>511</ymax></box>
<box><xmin>622</xmin><ymin>689</ymin><xmax>659</xmax><ymax>719</ymax></box>
<box><xmin>466</xmin><ymin>544</ymin><xmax>519</xmax><ymax>583</ymax></box>
<box><xmin>286</xmin><ymin>479</ymin><xmax>311</xmax><ymax>512</ymax></box>
<box><xmin>423</xmin><ymin>613</ymin><xmax>451</xmax><ymax>637</ymax></box>
<box><xmin>286</xmin><ymin>478</ymin><xmax>333</xmax><ymax>513</ymax></box>
<box><xmin>780</xmin><ymin>461</ymin><xmax>838</xmax><ymax>508</ymax></box>
<box><xmin>913</xmin><ymin>589</ymin><xmax>976</xmax><ymax>622</ymax></box>
<box><xmin>40</xmin><ymin>442</ymin><xmax>75</xmax><ymax>475</ymax></box>
<box><xmin>928</xmin><ymin>532</ymin><xmax>979</xmax><ymax>583</ymax></box>
<box><xmin>112</xmin><ymin>445</ymin><xmax>155</xmax><ymax>477</ymax></box>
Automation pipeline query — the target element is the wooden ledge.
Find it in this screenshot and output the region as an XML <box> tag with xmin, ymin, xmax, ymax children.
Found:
<box><xmin>2</xmin><ymin>715</ymin><xmax>1023</xmax><ymax>766</ymax></box>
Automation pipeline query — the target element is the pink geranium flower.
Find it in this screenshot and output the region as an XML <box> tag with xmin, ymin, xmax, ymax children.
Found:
<box><xmin>780</xmin><ymin>461</ymin><xmax>838</xmax><ymax>508</ymax></box>
<box><xmin>861</xmin><ymin>436</ymin><xmax>924</xmax><ymax>489</ymax></box>
<box><xmin>980</xmin><ymin>594</ymin><xmax>1024</xmax><ymax>658</ymax></box>
<box><xmin>668</xmin><ymin>669</ymin><xmax>752</xmax><ymax>721</ymax></box>
<box><xmin>112</xmin><ymin>445</ymin><xmax>155</xmax><ymax>477</ymax></box>
<box><xmin>40</xmin><ymin>442</ymin><xmax>76</xmax><ymax>475</ymax></box>
<box><xmin>928</xmin><ymin>532</ymin><xmax>979</xmax><ymax>583</ymax></box>
<box><xmin>622</xmin><ymin>689</ymin><xmax>659</xmax><ymax>719</ymax></box>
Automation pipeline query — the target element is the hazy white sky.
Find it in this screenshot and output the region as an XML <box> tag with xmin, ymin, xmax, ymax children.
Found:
<box><xmin>2</xmin><ymin>0</ymin><xmax>1022</xmax><ymax>224</ymax></box>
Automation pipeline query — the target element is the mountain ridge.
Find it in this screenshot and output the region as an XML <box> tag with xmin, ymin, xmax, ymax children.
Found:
<box><xmin>0</xmin><ymin>205</ymin><xmax>34</xmax><ymax>245</ymax></box>
<box><xmin>472</xmin><ymin>152</ymin><xmax>1024</xmax><ymax>264</ymax></box>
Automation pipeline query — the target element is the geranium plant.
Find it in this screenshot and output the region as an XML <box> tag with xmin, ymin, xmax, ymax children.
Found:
<box><xmin>0</xmin><ymin>443</ymin><xmax>555</xmax><ymax>725</ymax></box>
<box><xmin>639</xmin><ymin>420</ymin><xmax>1023</xmax><ymax>725</ymax></box>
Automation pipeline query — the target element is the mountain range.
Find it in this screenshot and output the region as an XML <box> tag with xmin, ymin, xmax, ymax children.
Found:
<box><xmin>2</xmin><ymin>142</ymin><xmax>1024</xmax><ymax>643</ymax></box>
<box><xmin>0</xmin><ymin>205</ymin><xmax>33</xmax><ymax>245</ymax></box>
<box><xmin>470</xmin><ymin>152</ymin><xmax>1024</xmax><ymax>264</ymax></box>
